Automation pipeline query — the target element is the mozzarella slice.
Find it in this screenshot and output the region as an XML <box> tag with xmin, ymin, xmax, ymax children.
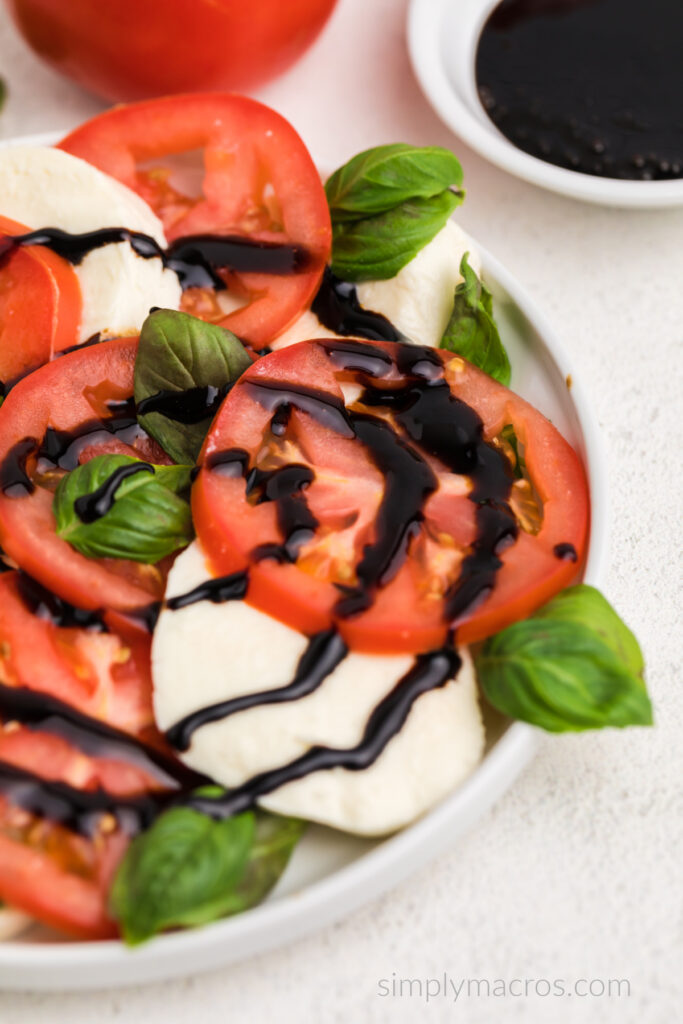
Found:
<box><xmin>272</xmin><ymin>220</ymin><xmax>481</xmax><ymax>351</ymax></box>
<box><xmin>0</xmin><ymin>146</ymin><xmax>181</xmax><ymax>341</ymax></box>
<box><xmin>356</xmin><ymin>221</ymin><xmax>481</xmax><ymax>349</ymax></box>
<box><xmin>153</xmin><ymin>542</ymin><xmax>485</xmax><ymax>836</ymax></box>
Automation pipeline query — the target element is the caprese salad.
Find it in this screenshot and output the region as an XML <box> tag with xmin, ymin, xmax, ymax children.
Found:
<box><xmin>0</xmin><ymin>94</ymin><xmax>651</xmax><ymax>946</ymax></box>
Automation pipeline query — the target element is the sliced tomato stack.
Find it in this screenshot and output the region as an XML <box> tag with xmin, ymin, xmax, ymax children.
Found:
<box><xmin>0</xmin><ymin>570</ymin><xmax>173</xmax><ymax>938</ymax></box>
<box><xmin>0</xmin><ymin>215</ymin><xmax>82</xmax><ymax>386</ymax></box>
<box><xmin>194</xmin><ymin>340</ymin><xmax>590</xmax><ymax>654</ymax></box>
<box><xmin>60</xmin><ymin>94</ymin><xmax>332</xmax><ymax>348</ymax></box>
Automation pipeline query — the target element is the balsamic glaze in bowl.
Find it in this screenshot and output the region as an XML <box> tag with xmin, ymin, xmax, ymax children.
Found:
<box><xmin>476</xmin><ymin>0</ymin><xmax>683</xmax><ymax>181</ymax></box>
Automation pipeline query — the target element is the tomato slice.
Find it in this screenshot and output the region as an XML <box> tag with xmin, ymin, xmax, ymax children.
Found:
<box><xmin>194</xmin><ymin>340</ymin><xmax>590</xmax><ymax>654</ymax></box>
<box><xmin>59</xmin><ymin>94</ymin><xmax>331</xmax><ymax>348</ymax></box>
<box><xmin>0</xmin><ymin>336</ymin><xmax>168</xmax><ymax>613</ymax></box>
<box><xmin>0</xmin><ymin>568</ymin><xmax>193</xmax><ymax>937</ymax></box>
<box><xmin>0</xmin><ymin>572</ymin><xmax>140</xmax><ymax>937</ymax></box>
<box><xmin>0</xmin><ymin>215</ymin><xmax>82</xmax><ymax>385</ymax></box>
<box><xmin>0</xmin><ymin>572</ymin><xmax>154</xmax><ymax>736</ymax></box>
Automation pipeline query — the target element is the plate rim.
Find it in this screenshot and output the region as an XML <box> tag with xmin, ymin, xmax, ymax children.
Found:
<box><xmin>0</xmin><ymin>131</ymin><xmax>607</xmax><ymax>989</ymax></box>
<box><xmin>407</xmin><ymin>0</ymin><xmax>683</xmax><ymax>209</ymax></box>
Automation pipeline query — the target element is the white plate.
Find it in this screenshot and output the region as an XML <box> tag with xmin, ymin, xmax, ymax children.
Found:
<box><xmin>0</xmin><ymin>132</ymin><xmax>607</xmax><ymax>990</ymax></box>
<box><xmin>408</xmin><ymin>0</ymin><xmax>683</xmax><ymax>209</ymax></box>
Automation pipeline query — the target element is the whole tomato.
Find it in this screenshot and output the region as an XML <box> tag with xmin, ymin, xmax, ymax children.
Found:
<box><xmin>4</xmin><ymin>0</ymin><xmax>338</xmax><ymax>101</ymax></box>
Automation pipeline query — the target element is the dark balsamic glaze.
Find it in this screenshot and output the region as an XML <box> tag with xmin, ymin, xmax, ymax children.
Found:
<box><xmin>15</xmin><ymin>571</ymin><xmax>108</xmax><ymax>632</ymax></box>
<box><xmin>248</xmin><ymin>464</ymin><xmax>319</xmax><ymax>564</ymax></box>
<box><xmin>243</xmin><ymin>379</ymin><xmax>355</xmax><ymax>438</ymax></box>
<box><xmin>184</xmin><ymin>647</ymin><xmax>461</xmax><ymax>820</ymax></box>
<box><xmin>554</xmin><ymin>542</ymin><xmax>578</xmax><ymax>562</ymax></box>
<box><xmin>74</xmin><ymin>462</ymin><xmax>154</xmax><ymax>523</ymax></box>
<box><xmin>242</xmin><ymin>342</ymin><xmax>517</xmax><ymax>626</ymax></box>
<box><xmin>0</xmin><ymin>760</ymin><xmax>166</xmax><ymax>837</ymax></box>
<box><xmin>0</xmin><ymin>683</ymin><xmax>204</xmax><ymax>792</ymax></box>
<box><xmin>0</xmin><ymin>437</ymin><xmax>38</xmax><ymax>496</ymax></box>
<box><xmin>137</xmin><ymin>384</ymin><xmax>232</xmax><ymax>425</ymax></box>
<box><xmin>0</xmin><ymin>397</ymin><xmax>148</xmax><ymax>500</ymax></box>
<box><xmin>166</xmin><ymin>629</ymin><xmax>348</xmax><ymax>751</ymax></box>
<box><xmin>166</xmin><ymin>571</ymin><xmax>249</xmax><ymax>611</ymax></box>
<box><xmin>476</xmin><ymin>0</ymin><xmax>683</xmax><ymax>181</ymax></box>
<box><xmin>0</xmin><ymin>228</ymin><xmax>311</xmax><ymax>293</ymax></box>
<box><xmin>334</xmin><ymin>416</ymin><xmax>437</xmax><ymax>618</ymax></box>
<box><xmin>312</xmin><ymin>268</ymin><xmax>410</xmax><ymax>341</ymax></box>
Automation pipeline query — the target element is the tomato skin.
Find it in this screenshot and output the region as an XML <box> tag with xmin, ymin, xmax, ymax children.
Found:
<box><xmin>59</xmin><ymin>94</ymin><xmax>332</xmax><ymax>347</ymax></box>
<box><xmin>0</xmin><ymin>570</ymin><xmax>181</xmax><ymax>938</ymax></box>
<box><xmin>0</xmin><ymin>832</ymin><xmax>123</xmax><ymax>939</ymax></box>
<box><xmin>5</xmin><ymin>0</ymin><xmax>338</xmax><ymax>102</ymax></box>
<box><xmin>0</xmin><ymin>215</ymin><xmax>82</xmax><ymax>384</ymax></box>
<box><xmin>194</xmin><ymin>340</ymin><xmax>590</xmax><ymax>654</ymax></box>
<box><xmin>0</xmin><ymin>337</ymin><xmax>167</xmax><ymax>613</ymax></box>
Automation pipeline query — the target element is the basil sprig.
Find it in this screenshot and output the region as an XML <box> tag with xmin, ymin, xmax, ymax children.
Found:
<box><xmin>54</xmin><ymin>454</ymin><xmax>193</xmax><ymax>563</ymax></box>
<box><xmin>110</xmin><ymin>797</ymin><xmax>305</xmax><ymax>945</ymax></box>
<box><xmin>325</xmin><ymin>144</ymin><xmax>465</xmax><ymax>281</ymax></box>
<box><xmin>134</xmin><ymin>309</ymin><xmax>251</xmax><ymax>465</ymax></box>
<box><xmin>440</xmin><ymin>253</ymin><xmax>511</xmax><ymax>386</ymax></box>
<box><xmin>475</xmin><ymin>585</ymin><xmax>653</xmax><ymax>732</ymax></box>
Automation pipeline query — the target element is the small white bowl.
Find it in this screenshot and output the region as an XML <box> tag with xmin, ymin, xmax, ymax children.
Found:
<box><xmin>408</xmin><ymin>0</ymin><xmax>683</xmax><ymax>208</ymax></box>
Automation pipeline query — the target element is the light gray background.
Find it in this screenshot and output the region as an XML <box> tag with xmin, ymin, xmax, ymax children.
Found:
<box><xmin>0</xmin><ymin>0</ymin><xmax>680</xmax><ymax>1020</ymax></box>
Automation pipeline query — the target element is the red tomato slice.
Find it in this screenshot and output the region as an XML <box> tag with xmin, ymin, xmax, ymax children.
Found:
<box><xmin>0</xmin><ymin>215</ymin><xmax>82</xmax><ymax>385</ymax></box>
<box><xmin>0</xmin><ymin>337</ymin><xmax>167</xmax><ymax>613</ymax></box>
<box><xmin>0</xmin><ymin>572</ymin><xmax>154</xmax><ymax>736</ymax></box>
<box><xmin>0</xmin><ymin>568</ymin><xmax>187</xmax><ymax>937</ymax></box>
<box><xmin>59</xmin><ymin>94</ymin><xmax>331</xmax><ymax>348</ymax></box>
<box><xmin>194</xmin><ymin>340</ymin><xmax>590</xmax><ymax>654</ymax></box>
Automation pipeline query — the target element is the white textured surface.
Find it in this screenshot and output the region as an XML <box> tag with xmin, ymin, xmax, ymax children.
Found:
<box><xmin>0</xmin><ymin>0</ymin><xmax>680</xmax><ymax>1020</ymax></box>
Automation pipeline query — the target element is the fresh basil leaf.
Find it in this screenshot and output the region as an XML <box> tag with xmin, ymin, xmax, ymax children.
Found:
<box><xmin>134</xmin><ymin>309</ymin><xmax>251</xmax><ymax>465</ymax></box>
<box><xmin>330</xmin><ymin>191</ymin><xmax>462</xmax><ymax>282</ymax></box>
<box><xmin>440</xmin><ymin>253</ymin><xmax>511</xmax><ymax>386</ymax></box>
<box><xmin>110</xmin><ymin>804</ymin><xmax>255</xmax><ymax>945</ymax></box>
<box><xmin>475</xmin><ymin>585</ymin><xmax>652</xmax><ymax>732</ymax></box>
<box><xmin>53</xmin><ymin>454</ymin><xmax>193</xmax><ymax>563</ymax></box>
<box><xmin>205</xmin><ymin>811</ymin><xmax>305</xmax><ymax>918</ymax></box>
<box><xmin>325</xmin><ymin>144</ymin><xmax>464</xmax><ymax>222</ymax></box>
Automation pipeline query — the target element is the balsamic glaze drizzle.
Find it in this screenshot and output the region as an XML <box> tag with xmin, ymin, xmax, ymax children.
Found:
<box><xmin>166</xmin><ymin>571</ymin><xmax>249</xmax><ymax>611</ymax></box>
<box><xmin>0</xmin><ymin>760</ymin><xmax>168</xmax><ymax>837</ymax></box>
<box><xmin>0</xmin><ymin>437</ymin><xmax>37</xmax><ymax>497</ymax></box>
<box><xmin>0</xmin><ymin>398</ymin><xmax>146</xmax><ymax>498</ymax></box>
<box><xmin>312</xmin><ymin>267</ymin><xmax>410</xmax><ymax>342</ymax></box>
<box><xmin>0</xmin><ymin>683</ymin><xmax>203</xmax><ymax>792</ymax></box>
<box><xmin>184</xmin><ymin>646</ymin><xmax>461</xmax><ymax>820</ymax></box>
<box><xmin>15</xmin><ymin>571</ymin><xmax>108</xmax><ymax>632</ymax></box>
<box><xmin>0</xmin><ymin>228</ymin><xmax>311</xmax><ymax>293</ymax></box>
<box><xmin>554</xmin><ymin>542</ymin><xmax>578</xmax><ymax>562</ymax></box>
<box><xmin>166</xmin><ymin>629</ymin><xmax>348</xmax><ymax>751</ymax></box>
<box><xmin>137</xmin><ymin>384</ymin><xmax>231</xmax><ymax>425</ymax></box>
<box><xmin>74</xmin><ymin>462</ymin><xmax>154</xmax><ymax>523</ymax></box>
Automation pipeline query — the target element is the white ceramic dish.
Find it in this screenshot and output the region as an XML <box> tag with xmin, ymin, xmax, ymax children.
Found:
<box><xmin>408</xmin><ymin>0</ymin><xmax>683</xmax><ymax>209</ymax></box>
<box><xmin>0</xmin><ymin>131</ymin><xmax>607</xmax><ymax>991</ymax></box>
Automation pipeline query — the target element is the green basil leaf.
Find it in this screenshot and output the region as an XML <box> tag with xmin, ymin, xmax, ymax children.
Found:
<box><xmin>475</xmin><ymin>585</ymin><xmax>652</xmax><ymax>732</ymax></box>
<box><xmin>440</xmin><ymin>253</ymin><xmax>511</xmax><ymax>386</ymax></box>
<box><xmin>134</xmin><ymin>309</ymin><xmax>252</xmax><ymax>465</ymax></box>
<box><xmin>325</xmin><ymin>144</ymin><xmax>464</xmax><ymax>222</ymax></box>
<box><xmin>330</xmin><ymin>191</ymin><xmax>462</xmax><ymax>282</ymax></box>
<box><xmin>110</xmin><ymin>805</ymin><xmax>255</xmax><ymax>945</ymax></box>
<box><xmin>205</xmin><ymin>811</ymin><xmax>305</xmax><ymax>918</ymax></box>
<box><xmin>53</xmin><ymin>454</ymin><xmax>193</xmax><ymax>563</ymax></box>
